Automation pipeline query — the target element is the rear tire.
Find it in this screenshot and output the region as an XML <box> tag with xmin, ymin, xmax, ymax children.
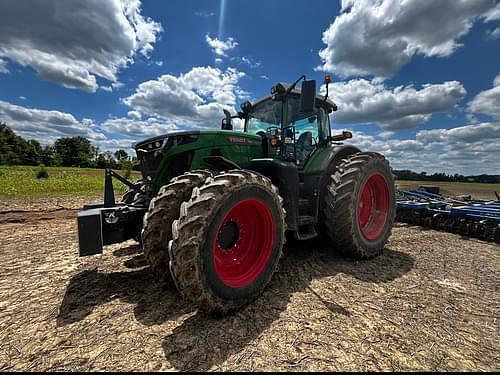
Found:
<box><xmin>168</xmin><ymin>170</ymin><xmax>286</xmax><ymax>314</ymax></box>
<box><xmin>142</xmin><ymin>171</ymin><xmax>212</xmax><ymax>281</ymax></box>
<box><xmin>322</xmin><ymin>152</ymin><xmax>395</xmax><ymax>259</ymax></box>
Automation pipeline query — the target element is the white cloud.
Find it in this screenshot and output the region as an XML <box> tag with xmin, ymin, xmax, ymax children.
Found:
<box><xmin>0</xmin><ymin>100</ymin><xmax>105</xmax><ymax>144</ymax></box>
<box><xmin>239</xmin><ymin>56</ymin><xmax>261</xmax><ymax>68</ymax></box>
<box><xmin>93</xmin><ymin>138</ymin><xmax>138</xmax><ymax>154</ymax></box>
<box><xmin>378</xmin><ymin>131</ymin><xmax>395</xmax><ymax>138</ymax></box>
<box><xmin>0</xmin><ymin>58</ymin><xmax>8</xmax><ymax>73</ymax></box>
<box><xmin>467</xmin><ymin>75</ymin><xmax>500</xmax><ymax>119</ymax></box>
<box><xmin>0</xmin><ymin>0</ymin><xmax>162</xmax><ymax>92</ymax></box>
<box><xmin>487</xmin><ymin>27</ymin><xmax>500</xmax><ymax>39</ymax></box>
<box><xmin>206</xmin><ymin>35</ymin><xmax>238</xmax><ymax>57</ymax></box>
<box><xmin>345</xmin><ymin>122</ymin><xmax>500</xmax><ymax>175</ymax></box>
<box><xmin>484</xmin><ymin>3</ymin><xmax>500</xmax><ymax>21</ymax></box>
<box><xmin>195</xmin><ymin>11</ymin><xmax>216</xmax><ymax>18</ymax></box>
<box><xmin>330</xmin><ymin>79</ymin><xmax>466</xmax><ymax>130</ymax></box>
<box><xmin>100</xmin><ymin>81</ymin><xmax>126</xmax><ymax>93</ymax></box>
<box><xmin>123</xmin><ymin>66</ymin><xmax>246</xmax><ymax>128</ymax></box>
<box><xmin>318</xmin><ymin>0</ymin><xmax>498</xmax><ymax>78</ymax></box>
<box><xmin>417</xmin><ymin>122</ymin><xmax>500</xmax><ymax>144</ymax></box>
<box><xmin>101</xmin><ymin>116</ymin><xmax>180</xmax><ymax>138</ymax></box>
<box><xmin>127</xmin><ymin>110</ymin><xmax>142</xmax><ymax>120</ymax></box>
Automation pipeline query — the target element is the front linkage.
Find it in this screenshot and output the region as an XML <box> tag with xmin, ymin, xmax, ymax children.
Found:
<box><xmin>77</xmin><ymin>169</ymin><xmax>146</xmax><ymax>256</ymax></box>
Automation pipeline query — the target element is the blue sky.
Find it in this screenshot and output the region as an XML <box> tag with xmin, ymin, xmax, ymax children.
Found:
<box><xmin>0</xmin><ymin>0</ymin><xmax>499</xmax><ymax>174</ymax></box>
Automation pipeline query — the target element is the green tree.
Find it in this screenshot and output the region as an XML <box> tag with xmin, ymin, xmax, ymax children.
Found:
<box><xmin>114</xmin><ymin>149</ymin><xmax>129</xmax><ymax>169</ymax></box>
<box><xmin>54</xmin><ymin>136</ymin><xmax>95</xmax><ymax>167</ymax></box>
<box><xmin>114</xmin><ymin>149</ymin><xmax>128</xmax><ymax>162</ymax></box>
<box><xmin>0</xmin><ymin>123</ymin><xmax>41</xmax><ymax>165</ymax></box>
<box><xmin>96</xmin><ymin>151</ymin><xmax>117</xmax><ymax>169</ymax></box>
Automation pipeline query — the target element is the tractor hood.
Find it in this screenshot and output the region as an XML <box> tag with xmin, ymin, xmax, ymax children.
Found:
<box><xmin>134</xmin><ymin>131</ymin><xmax>201</xmax><ymax>180</ymax></box>
<box><xmin>134</xmin><ymin>130</ymin><xmax>262</xmax><ymax>182</ymax></box>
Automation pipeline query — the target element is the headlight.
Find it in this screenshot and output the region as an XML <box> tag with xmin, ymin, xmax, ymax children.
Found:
<box><xmin>144</xmin><ymin>138</ymin><xmax>166</xmax><ymax>152</ymax></box>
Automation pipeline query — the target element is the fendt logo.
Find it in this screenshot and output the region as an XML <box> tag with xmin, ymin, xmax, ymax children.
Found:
<box><xmin>225</xmin><ymin>137</ymin><xmax>250</xmax><ymax>144</ymax></box>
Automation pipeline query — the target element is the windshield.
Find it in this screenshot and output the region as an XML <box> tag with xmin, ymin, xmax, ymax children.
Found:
<box><xmin>244</xmin><ymin>95</ymin><xmax>331</xmax><ymax>164</ymax></box>
<box><xmin>287</xmin><ymin>96</ymin><xmax>330</xmax><ymax>143</ymax></box>
<box><xmin>246</xmin><ymin>99</ymin><xmax>282</xmax><ymax>135</ymax></box>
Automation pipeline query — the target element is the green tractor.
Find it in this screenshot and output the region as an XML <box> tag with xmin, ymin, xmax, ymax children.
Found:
<box><xmin>77</xmin><ymin>75</ymin><xmax>395</xmax><ymax>314</ymax></box>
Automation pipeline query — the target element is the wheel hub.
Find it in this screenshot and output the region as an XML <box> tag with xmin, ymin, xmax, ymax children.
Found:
<box><xmin>217</xmin><ymin>221</ymin><xmax>240</xmax><ymax>251</ymax></box>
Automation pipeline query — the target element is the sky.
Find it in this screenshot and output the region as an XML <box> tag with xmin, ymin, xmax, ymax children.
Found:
<box><xmin>0</xmin><ymin>0</ymin><xmax>499</xmax><ymax>175</ymax></box>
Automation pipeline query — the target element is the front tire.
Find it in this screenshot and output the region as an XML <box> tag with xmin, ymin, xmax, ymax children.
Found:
<box><xmin>168</xmin><ymin>170</ymin><xmax>286</xmax><ymax>314</ymax></box>
<box><xmin>142</xmin><ymin>171</ymin><xmax>212</xmax><ymax>280</ymax></box>
<box><xmin>323</xmin><ymin>152</ymin><xmax>395</xmax><ymax>258</ymax></box>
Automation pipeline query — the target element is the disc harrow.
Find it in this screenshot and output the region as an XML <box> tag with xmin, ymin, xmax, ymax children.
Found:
<box><xmin>396</xmin><ymin>188</ymin><xmax>500</xmax><ymax>244</ymax></box>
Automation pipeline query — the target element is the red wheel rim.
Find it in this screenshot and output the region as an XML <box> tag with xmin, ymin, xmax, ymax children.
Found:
<box><xmin>358</xmin><ymin>173</ymin><xmax>390</xmax><ymax>241</ymax></box>
<box><xmin>214</xmin><ymin>198</ymin><xmax>276</xmax><ymax>288</ymax></box>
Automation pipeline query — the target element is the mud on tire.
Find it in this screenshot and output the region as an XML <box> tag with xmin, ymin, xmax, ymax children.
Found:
<box><xmin>168</xmin><ymin>170</ymin><xmax>286</xmax><ymax>314</ymax></box>
<box><xmin>142</xmin><ymin>170</ymin><xmax>212</xmax><ymax>281</ymax></box>
<box><xmin>322</xmin><ymin>152</ymin><xmax>395</xmax><ymax>259</ymax></box>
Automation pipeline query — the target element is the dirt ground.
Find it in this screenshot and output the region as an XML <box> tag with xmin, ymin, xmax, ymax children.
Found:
<box><xmin>0</xmin><ymin>205</ymin><xmax>498</xmax><ymax>371</ymax></box>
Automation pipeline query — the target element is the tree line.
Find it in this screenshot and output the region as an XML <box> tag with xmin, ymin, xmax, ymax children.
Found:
<box><xmin>1</xmin><ymin>122</ymin><xmax>499</xmax><ymax>182</ymax></box>
<box><xmin>0</xmin><ymin>123</ymin><xmax>137</xmax><ymax>170</ymax></box>
<box><xmin>393</xmin><ymin>170</ymin><xmax>500</xmax><ymax>184</ymax></box>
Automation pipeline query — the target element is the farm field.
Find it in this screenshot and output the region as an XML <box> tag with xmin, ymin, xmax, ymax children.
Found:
<box><xmin>0</xmin><ymin>166</ymin><xmax>140</xmax><ymax>211</ymax></box>
<box><xmin>395</xmin><ymin>180</ymin><xmax>500</xmax><ymax>201</ymax></box>
<box><xmin>0</xmin><ymin>200</ymin><xmax>498</xmax><ymax>371</ymax></box>
<box><xmin>0</xmin><ymin>166</ymin><xmax>140</xmax><ymax>199</ymax></box>
<box><xmin>1</xmin><ymin>166</ymin><xmax>498</xmax><ymax>204</ymax></box>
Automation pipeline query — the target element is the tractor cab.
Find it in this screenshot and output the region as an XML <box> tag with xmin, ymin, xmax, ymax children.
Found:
<box><xmin>243</xmin><ymin>87</ymin><xmax>336</xmax><ymax>166</ymax></box>
<box><xmin>225</xmin><ymin>75</ymin><xmax>346</xmax><ymax>167</ymax></box>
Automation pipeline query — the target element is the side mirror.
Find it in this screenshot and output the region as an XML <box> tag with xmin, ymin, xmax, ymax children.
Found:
<box><xmin>300</xmin><ymin>80</ymin><xmax>316</xmax><ymax>113</ymax></box>
<box><xmin>221</xmin><ymin>109</ymin><xmax>233</xmax><ymax>130</ymax></box>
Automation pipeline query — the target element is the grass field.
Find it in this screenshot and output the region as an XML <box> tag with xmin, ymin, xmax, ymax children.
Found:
<box><xmin>0</xmin><ymin>166</ymin><xmax>498</xmax><ymax>201</ymax></box>
<box><xmin>0</xmin><ymin>166</ymin><xmax>140</xmax><ymax>198</ymax></box>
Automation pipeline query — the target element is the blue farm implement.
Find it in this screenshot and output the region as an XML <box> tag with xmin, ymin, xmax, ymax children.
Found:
<box><xmin>396</xmin><ymin>188</ymin><xmax>500</xmax><ymax>243</ymax></box>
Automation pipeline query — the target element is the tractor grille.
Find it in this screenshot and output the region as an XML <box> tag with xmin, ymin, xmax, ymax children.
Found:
<box><xmin>136</xmin><ymin>137</ymin><xmax>168</xmax><ymax>179</ymax></box>
<box><xmin>134</xmin><ymin>131</ymin><xmax>200</xmax><ymax>181</ymax></box>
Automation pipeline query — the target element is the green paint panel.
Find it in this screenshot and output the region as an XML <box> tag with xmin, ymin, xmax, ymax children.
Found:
<box><xmin>303</xmin><ymin>147</ymin><xmax>334</xmax><ymax>174</ymax></box>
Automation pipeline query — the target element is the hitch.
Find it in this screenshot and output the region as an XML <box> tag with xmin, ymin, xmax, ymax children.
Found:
<box><xmin>77</xmin><ymin>169</ymin><xmax>147</xmax><ymax>256</ymax></box>
<box><xmin>103</xmin><ymin>168</ymin><xmax>144</xmax><ymax>208</ymax></box>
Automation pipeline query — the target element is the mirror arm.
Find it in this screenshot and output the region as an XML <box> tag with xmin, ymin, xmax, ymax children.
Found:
<box><xmin>284</xmin><ymin>75</ymin><xmax>306</xmax><ymax>98</ymax></box>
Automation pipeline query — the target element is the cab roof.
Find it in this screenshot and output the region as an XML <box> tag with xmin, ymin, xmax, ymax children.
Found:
<box><xmin>251</xmin><ymin>82</ymin><xmax>338</xmax><ymax>112</ymax></box>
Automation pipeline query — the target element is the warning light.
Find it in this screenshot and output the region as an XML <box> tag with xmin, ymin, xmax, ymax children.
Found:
<box><xmin>271</xmin><ymin>139</ymin><xmax>278</xmax><ymax>146</ymax></box>
<box><xmin>324</xmin><ymin>74</ymin><xmax>331</xmax><ymax>84</ymax></box>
